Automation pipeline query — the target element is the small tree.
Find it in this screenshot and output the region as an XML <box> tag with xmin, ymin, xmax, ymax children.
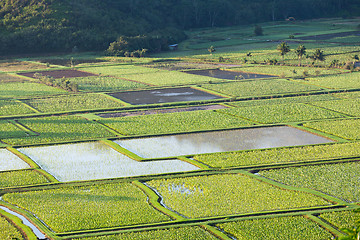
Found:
<box><xmin>295</xmin><ymin>45</ymin><xmax>306</xmax><ymax>66</ymax></box>
<box><xmin>254</xmin><ymin>25</ymin><xmax>263</xmax><ymax>36</ymax></box>
<box><xmin>277</xmin><ymin>42</ymin><xmax>291</xmax><ymax>63</ymax></box>
<box><xmin>208</xmin><ymin>45</ymin><xmax>216</xmax><ymax>55</ymax></box>
<box><xmin>311</xmin><ymin>49</ymin><xmax>325</xmax><ymax>65</ymax></box>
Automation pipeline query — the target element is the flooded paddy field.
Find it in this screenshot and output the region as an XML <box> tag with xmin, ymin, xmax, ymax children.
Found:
<box><xmin>17</xmin><ymin>69</ymin><xmax>97</xmax><ymax>79</ymax></box>
<box><xmin>97</xmin><ymin>104</ymin><xmax>227</xmax><ymax>118</ymax></box>
<box><xmin>0</xmin><ymin>149</ymin><xmax>30</xmax><ymax>171</ymax></box>
<box><xmin>184</xmin><ymin>69</ymin><xmax>275</xmax><ymax>80</ymax></box>
<box><xmin>18</xmin><ymin>142</ymin><xmax>199</xmax><ymax>182</ymax></box>
<box><xmin>107</xmin><ymin>87</ymin><xmax>225</xmax><ymax>105</ymax></box>
<box><xmin>114</xmin><ymin>126</ymin><xmax>333</xmax><ymax>158</ymax></box>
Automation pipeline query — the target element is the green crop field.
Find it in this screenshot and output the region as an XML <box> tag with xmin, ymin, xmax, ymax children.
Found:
<box><xmin>68</xmin><ymin>76</ymin><xmax>148</xmax><ymax>92</ymax></box>
<box><xmin>1</xmin><ymin>18</ymin><xmax>360</xmax><ymax>240</ymax></box>
<box><xmin>147</xmin><ymin>174</ymin><xmax>329</xmax><ymax>218</ymax></box>
<box><xmin>202</xmin><ymin>79</ymin><xmax>322</xmax><ymax>97</ymax></box>
<box><xmin>2</xmin><ymin>183</ymin><xmax>170</xmax><ymax>232</ymax></box>
<box><xmin>194</xmin><ymin>142</ymin><xmax>360</xmax><ymax>168</ymax></box>
<box><xmin>220</xmin><ymin>103</ymin><xmax>343</xmax><ymax>124</ymax></box>
<box><xmin>218</xmin><ymin>216</ymin><xmax>332</xmax><ymax>240</ymax></box>
<box><xmin>3</xmin><ymin>116</ymin><xmax>116</xmax><ymax>145</ymax></box>
<box><xmin>0</xmin><ymin>100</ymin><xmax>35</xmax><ymax>116</ymax></box>
<box><xmin>25</xmin><ymin>94</ymin><xmax>122</xmax><ymax>112</ymax></box>
<box><xmin>217</xmin><ymin>216</ymin><xmax>333</xmax><ymax>240</ymax></box>
<box><xmin>0</xmin><ymin>215</ymin><xmax>23</xmax><ymax>240</ymax></box>
<box><xmin>311</xmin><ymin>98</ymin><xmax>360</xmax><ymax>117</ymax></box>
<box><xmin>320</xmin><ymin>210</ymin><xmax>360</xmax><ymax>229</ymax></box>
<box><xmin>228</xmin><ymin>94</ymin><xmax>338</xmax><ymax>107</ymax></box>
<box><xmin>295</xmin><ymin>72</ymin><xmax>360</xmax><ymax>90</ymax></box>
<box><xmin>76</xmin><ymin>226</ymin><xmax>218</xmax><ymax>240</ymax></box>
<box><xmin>304</xmin><ymin>118</ymin><xmax>360</xmax><ymax>140</ymax></box>
<box><xmin>0</xmin><ymin>170</ymin><xmax>49</xmax><ymax>188</ymax></box>
<box><xmin>0</xmin><ymin>82</ymin><xmax>67</xmax><ymax>98</ymax></box>
<box><xmin>0</xmin><ymin>121</ymin><xmax>28</xmax><ymax>139</ymax></box>
<box><xmin>260</xmin><ymin>162</ymin><xmax>360</xmax><ymax>202</ymax></box>
<box><xmin>100</xmin><ymin>110</ymin><xmax>254</xmax><ymax>136</ymax></box>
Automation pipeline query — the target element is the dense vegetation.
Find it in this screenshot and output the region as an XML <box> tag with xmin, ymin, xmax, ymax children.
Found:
<box><xmin>1</xmin><ymin>0</ymin><xmax>360</xmax><ymax>54</ymax></box>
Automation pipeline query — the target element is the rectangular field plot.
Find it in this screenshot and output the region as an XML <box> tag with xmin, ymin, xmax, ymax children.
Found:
<box><xmin>217</xmin><ymin>216</ymin><xmax>333</xmax><ymax>240</ymax></box>
<box><xmin>229</xmin><ymin>94</ymin><xmax>338</xmax><ymax>107</ymax></box>
<box><xmin>25</xmin><ymin>93</ymin><xmax>122</xmax><ymax>112</ymax></box>
<box><xmin>0</xmin><ymin>100</ymin><xmax>35</xmax><ymax>116</ymax></box>
<box><xmin>311</xmin><ymin>98</ymin><xmax>360</xmax><ymax>117</ymax></box>
<box><xmin>320</xmin><ymin>210</ymin><xmax>360</xmax><ymax>229</ymax></box>
<box><xmin>2</xmin><ymin>182</ymin><xmax>171</xmax><ymax>232</ymax></box>
<box><xmin>81</xmin><ymin>65</ymin><xmax>160</xmax><ymax>76</ymax></box>
<box><xmin>260</xmin><ymin>162</ymin><xmax>360</xmax><ymax>202</ymax></box>
<box><xmin>147</xmin><ymin>174</ymin><xmax>330</xmax><ymax>218</ymax></box>
<box><xmin>97</xmin><ymin>105</ymin><xmax>227</xmax><ymax>118</ymax></box>
<box><xmin>68</xmin><ymin>76</ymin><xmax>148</xmax><ymax>92</ymax></box>
<box><xmin>220</xmin><ymin>103</ymin><xmax>344</xmax><ymax>124</ymax></box>
<box><xmin>295</xmin><ymin>72</ymin><xmax>360</xmax><ymax>89</ymax></box>
<box><xmin>116</xmin><ymin>71</ymin><xmax>219</xmax><ymax>86</ymax></box>
<box><xmin>304</xmin><ymin>118</ymin><xmax>360</xmax><ymax>140</ymax></box>
<box><xmin>184</xmin><ymin>69</ymin><xmax>276</xmax><ymax>80</ymax></box>
<box><xmin>0</xmin><ymin>170</ymin><xmax>49</xmax><ymax>188</ymax></box>
<box><xmin>229</xmin><ymin>65</ymin><xmax>342</xmax><ymax>78</ymax></box>
<box><xmin>114</xmin><ymin>126</ymin><xmax>333</xmax><ymax>158</ymax></box>
<box><xmin>107</xmin><ymin>87</ymin><xmax>224</xmax><ymax>105</ymax></box>
<box><xmin>0</xmin><ymin>149</ymin><xmax>30</xmax><ymax>171</ymax></box>
<box><xmin>3</xmin><ymin>116</ymin><xmax>116</xmax><ymax>145</ymax></box>
<box><xmin>194</xmin><ymin>141</ymin><xmax>360</xmax><ymax>168</ymax></box>
<box><xmin>101</xmin><ymin>110</ymin><xmax>253</xmax><ymax>136</ymax></box>
<box><xmin>0</xmin><ymin>82</ymin><xmax>66</xmax><ymax>98</ymax></box>
<box><xmin>0</xmin><ymin>60</ymin><xmax>49</xmax><ymax>72</ymax></box>
<box><xmin>18</xmin><ymin>142</ymin><xmax>199</xmax><ymax>181</ymax></box>
<box><xmin>73</xmin><ymin>226</ymin><xmax>218</xmax><ymax>240</ymax></box>
<box><xmin>202</xmin><ymin>79</ymin><xmax>322</xmax><ymax>97</ymax></box>
<box><xmin>17</xmin><ymin>69</ymin><xmax>97</xmax><ymax>79</ymax></box>
<box><xmin>0</xmin><ymin>121</ymin><xmax>28</xmax><ymax>139</ymax></box>
<box><xmin>0</xmin><ymin>215</ymin><xmax>23</xmax><ymax>240</ymax></box>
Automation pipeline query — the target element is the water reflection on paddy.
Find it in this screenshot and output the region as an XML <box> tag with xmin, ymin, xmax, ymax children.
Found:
<box><xmin>0</xmin><ymin>149</ymin><xmax>30</xmax><ymax>171</ymax></box>
<box><xmin>114</xmin><ymin>126</ymin><xmax>333</xmax><ymax>158</ymax></box>
<box><xmin>18</xmin><ymin>142</ymin><xmax>199</xmax><ymax>182</ymax></box>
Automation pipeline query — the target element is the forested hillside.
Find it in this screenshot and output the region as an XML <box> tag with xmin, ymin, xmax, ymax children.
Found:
<box><xmin>0</xmin><ymin>0</ymin><xmax>359</xmax><ymax>54</ymax></box>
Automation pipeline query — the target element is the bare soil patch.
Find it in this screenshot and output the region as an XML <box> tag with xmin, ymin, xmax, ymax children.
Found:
<box><xmin>0</xmin><ymin>60</ymin><xmax>50</xmax><ymax>72</ymax></box>
<box><xmin>17</xmin><ymin>69</ymin><xmax>97</xmax><ymax>79</ymax></box>
<box><xmin>97</xmin><ymin>104</ymin><xmax>227</xmax><ymax>118</ymax></box>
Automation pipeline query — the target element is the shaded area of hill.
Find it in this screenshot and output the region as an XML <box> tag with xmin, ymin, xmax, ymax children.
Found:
<box><xmin>0</xmin><ymin>0</ymin><xmax>359</xmax><ymax>55</ymax></box>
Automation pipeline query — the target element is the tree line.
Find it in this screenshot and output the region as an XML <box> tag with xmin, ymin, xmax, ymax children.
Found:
<box><xmin>0</xmin><ymin>0</ymin><xmax>359</xmax><ymax>55</ymax></box>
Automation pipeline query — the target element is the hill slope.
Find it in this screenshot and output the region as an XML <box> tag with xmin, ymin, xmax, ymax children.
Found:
<box><xmin>0</xmin><ymin>0</ymin><xmax>359</xmax><ymax>54</ymax></box>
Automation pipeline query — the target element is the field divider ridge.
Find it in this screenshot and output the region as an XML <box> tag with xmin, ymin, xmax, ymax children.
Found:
<box><xmin>100</xmin><ymin>140</ymin><xmax>144</xmax><ymax>161</ymax></box>
<box><xmin>305</xmin><ymin>214</ymin><xmax>347</xmax><ymax>238</ymax></box>
<box><xmin>0</xmin><ymin>206</ymin><xmax>38</xmax><ymax>240</ymax></box>
<box><xmin>239</xmin><ymin>170</ymin><xmax>349</xmax><ymax>205</ymax></box>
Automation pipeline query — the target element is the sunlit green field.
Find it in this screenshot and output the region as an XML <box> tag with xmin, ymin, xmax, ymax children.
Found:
<box><xmin>1</xmin><ymin>18</ymin><xmax>360</xmax><ymax>240</ymax></box>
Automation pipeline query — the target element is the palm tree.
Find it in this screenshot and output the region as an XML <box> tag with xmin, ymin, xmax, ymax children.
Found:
<box><xmin>295</xmin><ymin>45</ymin><xmax>306</xmax><ymax>66</ymax></box>
<box><xmin>277</xmin><ymin>42</ymin><xmax>290</xmax><ymax>63</ymax></box>
<box><xmin>311</xmin><ymin>49</ymin><xmax>325</xmax><ymax>65</ymax></box>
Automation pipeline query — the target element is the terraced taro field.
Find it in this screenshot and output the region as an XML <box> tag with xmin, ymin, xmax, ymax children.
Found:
<box><xmin>1</xmin><ymin>18</ymin><xmax>360</xmax><ymax>240</ymax></box>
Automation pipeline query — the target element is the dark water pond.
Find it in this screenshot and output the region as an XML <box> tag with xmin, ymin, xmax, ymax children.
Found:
<box><xmin>184</xmin><ymin>69</ymin><xmax>275</xmax><ymax>80</ymax></box>
<box><xmin>107</xmin><ymin>87</ymin><xmax>224</xmax><ymax>105</ymax></box>
<box><xmin>114</xmin><ymin>126</ymin><xmax>333</xmax><ymax>158</ymax></box>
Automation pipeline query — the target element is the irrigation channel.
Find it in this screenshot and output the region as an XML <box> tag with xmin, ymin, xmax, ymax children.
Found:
<box><xmin>0</xmin><ymin>205</ymin><xmax>46</xmax><ymax>239</ymax></box>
